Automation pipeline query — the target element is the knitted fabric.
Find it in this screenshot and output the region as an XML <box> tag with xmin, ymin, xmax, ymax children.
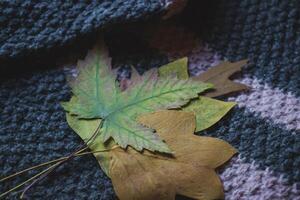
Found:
<box><xmin>0</xmin><ymin>34</ymin><xmax>168</xmax><ymax>200</ymax></box>
<box><xmin>0</xmin><ymin>0</ymin><xmax>175</xmax><ymax>74</ymax></box>
<box><xmin>0</xmin><ymin>0</ymin><xmax>169</xmax><ymax>59</ymax></box>
<box><xmin>1</xmin><ymin>0</ymin><xmax>300</xmax><ymax>199</ymax></box>
<box><xmin>146</xmin><ymin>19</ymin><xmax>300</xmax><ymax>199</ymax></box>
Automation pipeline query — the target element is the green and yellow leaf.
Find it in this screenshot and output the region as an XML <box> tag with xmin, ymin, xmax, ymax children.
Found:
<box><xmin>158</xmin><ymin>57</ymin><xmax>189</xmax><ymax>79</ymax></box>
<box><xmin>62</xmin><ymin>45</ymin><xmax>212</xmax><ymax>153</ymax></box>
<box><xmin>183</xmin><ymin>96</ymin><xmax>236</xmax><ymax>131</ymax></box>
<box><xmin>158</xmin><ymin>57</ymin><xmax>242</xmax><ymax>131</ymax></box>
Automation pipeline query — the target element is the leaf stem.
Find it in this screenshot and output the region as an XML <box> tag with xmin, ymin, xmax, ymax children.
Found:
<box><xmin>0</xmin><ymin>147</ymin><xmax>118</xmax><ymax>199</ymax></box>
<box><xmin>0</xmin><ymin>120</ymin><xmax>107</xmax><ymax>198</ymax></box>
<box><xmin>0</xmin><ymin>148</ymin><xmax>113</xmax><ymax>183</ymax></box>
<box><xmin>18</xmin><ymin>146</ymin><xmax>87</xmax><ymax>199</ymax></box>
<box><xmin>19</xmin><ymin>120</ymin><xmax>104</xmax><ymax>196</ymax></box>
<box><xmin>0</xmin><ymin>164</ymin><xmax>56</xmax><ymax>198</ymax></box>
<box><xmin>0</xmin><ymin>156</ymin><xmax>71</xmax><ymax>182</ymax></box>
<box><xmin>20</xmin><ymin>146</ymin><xmax>119</xmax><ymax>199</ymax></box>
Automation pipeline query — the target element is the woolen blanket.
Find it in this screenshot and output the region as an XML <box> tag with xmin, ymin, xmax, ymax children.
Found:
<box><xmin>0</xmin><ymin>0</ymin><xmax>299</xmax><ymax>199</ymax></box>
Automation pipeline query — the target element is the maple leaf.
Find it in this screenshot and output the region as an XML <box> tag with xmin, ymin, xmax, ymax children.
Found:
<box><xmin>159</xmin><ymin>57</ymin><xmax>249</xmax><ymax>97</ymax></box>
<box><xmin>106</xmin><ymin>110</ymin><xmax>237</xmax><ymax>200</ymax></box>
<box><xmin>62</xmin><ymin>45</ymin><xmax>213</xmax><ymax>153</ymax></box>
<box><xmin>66</xmin><ymin>111</ymin><xmax>237</xmax><ymax>199</ymax></box>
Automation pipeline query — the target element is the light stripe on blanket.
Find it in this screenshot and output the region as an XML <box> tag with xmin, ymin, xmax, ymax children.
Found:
<box><xmin>201</xmin><ymin>107</ymin><xmax>300</xmax><ymax>183</ymax></box>
<box><xmin>136</xmin><ymin>22</ymin><xmax>300</xmax><ymax>199</ymax></box>
<box><xmin>228</xmin><ymin>77</ymin><xmax>300</xmax><ymax>131</ymax></box>
<box><xmin>182</xmin><ymin>42</ymin><xmax>300</xmax><ymax>185</ymax></box>
<box><xmin>184</xmin><ymin>42</ymin><xmax>300</xmax><ymax>131</ymax></box>
<box><xmin>220</xmin><ymin>156</ymin><xmax>300</xmax><ymax>200</ymax></box>
<box><xmin>154</xmin><ymin>27</ymin><xmax>300</xmax><ymax>131</ymax></box>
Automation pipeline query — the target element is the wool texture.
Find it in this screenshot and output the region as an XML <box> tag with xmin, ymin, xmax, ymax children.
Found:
<box><xmin>146</xmin><ymin>9</ymin><xmax>300</xmax><ymax>190</ymax></box>
<box><xmin>1</xmin><ymin>0</ymin><xmax>300</xmax><ymax>199</ymax></box>
<box><xmin>0</xmin><ymin>0</ymin><xmax>169</xmax><ymax>59</ymax></box>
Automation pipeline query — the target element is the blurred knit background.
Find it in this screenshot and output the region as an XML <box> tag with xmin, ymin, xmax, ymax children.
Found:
<box><xmin>0</xmin><ymin>0</ymin><xmax>299</xmax><ymax>199</ymax></box>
